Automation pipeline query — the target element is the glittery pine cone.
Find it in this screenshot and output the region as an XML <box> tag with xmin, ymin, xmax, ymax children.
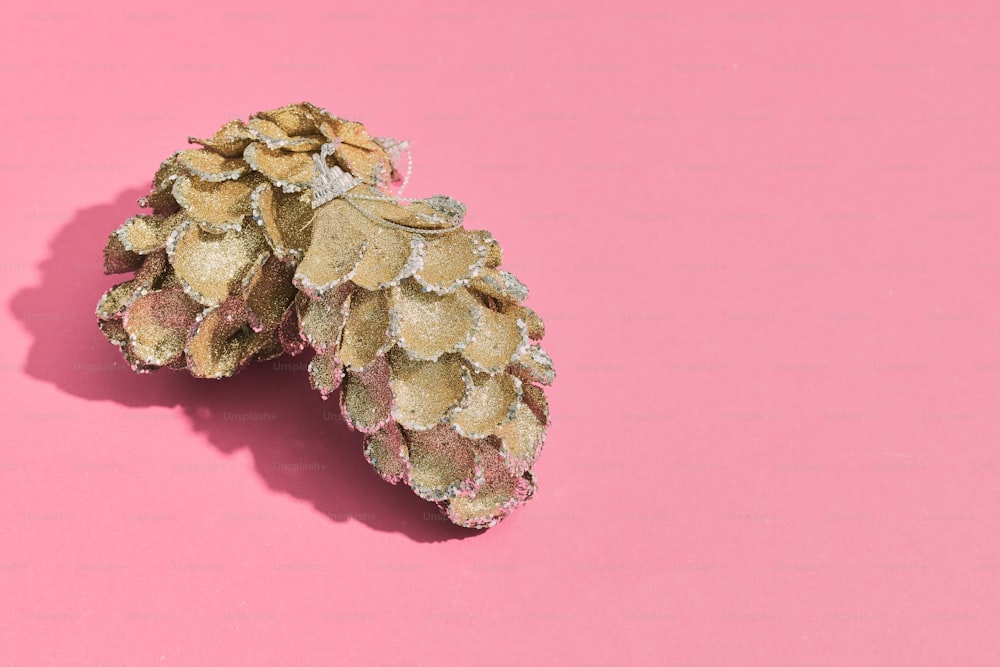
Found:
<box><xmin>97</xmin><ymin>103</ymin><xmax>555</xmax><ymax>528</ymax></box>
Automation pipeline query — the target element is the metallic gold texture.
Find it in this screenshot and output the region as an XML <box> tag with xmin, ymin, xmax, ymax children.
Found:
<box><xmin>97</xmin><ymin>103</ymin><xmax>554</xmax><ymax>528</ymax></box>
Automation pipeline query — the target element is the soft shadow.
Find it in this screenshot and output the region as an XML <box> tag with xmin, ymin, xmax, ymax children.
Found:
<box><xmin>9</xmin><ymin>187</ymin><xmax>476</xmax><ymax>542</ymax></box>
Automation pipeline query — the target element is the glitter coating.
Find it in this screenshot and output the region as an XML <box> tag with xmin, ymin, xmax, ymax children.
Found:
<box><xmin>97</xmin><ymin>102</ymin><xmax>554</xmax><ymax>528</ymax></box>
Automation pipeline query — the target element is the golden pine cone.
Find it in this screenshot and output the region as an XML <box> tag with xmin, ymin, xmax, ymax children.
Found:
<box><xmin>97</xmin><ymin>103</ymin><xmax>555</xmax><ymax>528</ymax></box>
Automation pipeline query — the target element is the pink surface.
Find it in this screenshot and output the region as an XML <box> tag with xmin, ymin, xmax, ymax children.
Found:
<box><xmin>2</xmin><ymin>1</ymin><xmax>999</xmax><ymax>664</ymax></box>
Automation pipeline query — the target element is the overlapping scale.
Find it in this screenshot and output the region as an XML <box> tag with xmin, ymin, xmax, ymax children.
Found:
<box><xmin>446</xmin><ymin>443</ymin><xmax>535</xmax><ymax>528</ymax></box>
<box><xmin>364</xmin><ymin>422</ymin><xmax>410</xmax><ymax>483</ymax></box>
<box><xmin>293</xmin><ymin>198</ymin><xmax>370</xmax><ymax>296</ymax></box>
<box><xmin>389</xmin><ymin>279</ymin><xmax>481</xmax><ymax>361</ymax></box>
<box><xmin>167</xmin><ymin>220</ymin><xmax>266</xmax><ymax>306</ymax></box>
<box><xmin>308</xmin><ymin>347</ymin><xmax>342</xmax><ymax>399</ymax></box>
<box><xmin>450</xmin><ymin>372</ymin><xmax>521</xmax><ymax>438</ymax></box>
<box><xmin>404</xmin><ymin>424</ymin><xmax>483</xmax><ymax>501</ymax></box>
<box><xmin>188</xmin><ymin>119</ymin><xmax>253</xmax><ymax>157</ymax></box>
<box><xmin>508</xmin><ymin>343</ymin><xmax>556</xmax><ymax>386</ymax></box>
<box><xmin>460</xmin><ymin>305</ymin><xmax>527</xmax><ymax>374</ymax></box>
<box><xmin>186</xmin><ymin>296</ymin><xmax>275</xmax><ymax>378</ymax></box>
<box><xmin>338</xmin><ymin>287</ymin><xmax>392</xmax><ymax>370</ymax></box>
<box><xmin>340</xmin><ymin>355</ymin><xmax>394</xmax><ymax>433</ymax></box>
<box><xmin>172</xmin><ymin>175</ymin><xmax>257</xmax><ymax>233</ymax></box>
<box><xmin>388</xmin><ymin>349</ymin><xmax>470</xmax><ymax>430</ymax></box>
<box><xmin>298</xmin><ymin>282</ymin><xmax>352</xmax><ymax>352</ymax></box>
<box><xmin>122</xmin><ymin>286</ymin><xmax>201</xmax><ymax>366</ymax></box>
<box><xmin>412</xmin><ymin>229</ymin><xmax>489</xmax><ymax>293</ymax></box>
<box><xmin>250</xmin><ymin>183</ymin><xmax>314</xmax><ymax>262</ymax></box>
<box><xmin>175</xmin><ymin>149</ymin><xmax>246</xmax><ymax>182</ymax></box>
<box><xmin>245</xmin><ymin>255</ymin><xmax>297</xmax><ymax>332</ymax></box>
<box><xmin>243</xmin><ymin>142</ymin><xmax>315</xmax><ymax>191</ymax></box>
<box><xmin>116</xmin><ymin>213</ymin><xmax>183</xmax><ymax>255</ymax></box>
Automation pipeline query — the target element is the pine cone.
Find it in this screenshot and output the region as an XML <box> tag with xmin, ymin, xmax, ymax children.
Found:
<box><xmin>97</xmin><ymin>103</ymin><xmax>555</xmax><ymax>528</ymax></box>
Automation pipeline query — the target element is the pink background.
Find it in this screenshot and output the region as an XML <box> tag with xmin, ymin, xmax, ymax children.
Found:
<box><xmin>2</xmin><ymin>0</ymin><xmax>999</xmax><ymax>664</ymax></box>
